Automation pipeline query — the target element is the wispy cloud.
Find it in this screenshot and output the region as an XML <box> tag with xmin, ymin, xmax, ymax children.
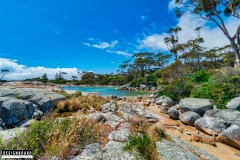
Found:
<box><xmin>107</xmin><ymin>50</ymin><xmax>132</xmax><ymax>57</ymax></box>
<box><xmin>92</xmin><ymin>40</ymin><xmax>118</xmax><ymax>49</ymax></box>
<box><xmin>88</xmin><ymin>38</ymin><xmax>94</xmax><ymax>41</ymax></box>
<box><xmin>140</xmin><ymin>16</ymin><xmax>147</xmax><ymax>21</ymax></box>
<box><xmin>83</xmin><ymin>43</ymin><xmax>91</xmax><ymax>46</ymax></box>
<box><xmin>0</xmin><ymin>58</ymin><xmax>81</xmax><ymax>80</ymax></box>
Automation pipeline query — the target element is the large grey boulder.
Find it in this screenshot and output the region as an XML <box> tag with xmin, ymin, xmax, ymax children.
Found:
<box><xmin>218</xmin><ymin>124</ymin><xmax>240</xmax><ymax>150</ymax></box>
<box><xmin>179</xmin><ymin>111</ymin><xmax>201</xmax><ymax>126</ymax></box>
<box><xmin>194</xmin><ymin>117</ymin><xmax>227</xmax><ymax>135</ymax></box>
<box><xmin>28</xmin><ymin>92</ymin><xmax>65</xmax><ymax>113</ymax></box>
<box><xmin>0</xmin><ymin>99</ymin><xmax>34</xmax><ymax>126</ymax></box>
<box><xmin>226</xmin><ymin>97</ymin><xmax>240</xmax><ymax>110</ymax></box>
<box><xmin>179</xmin><ymin>98</ymin><xmax>213</xmax><ymax>115</ymax></box>
<box><xmin>157</xmin><ymin>136</ymin><xmax>219</xmax><ymax>160</ymax></box>
<box><xmin>155</xmin><ymin>96</ymin><xmax>167</xmax><ymax>105</ymax></box>
<box><xmin>131</xmin><ymin>104</ymin><xmax>161</xmax><ymax>120</ymax></box>
<box><xmin>167</xmin><ymin>107</ymin><xmax>179</xmax><ymax>119</ymax></box>
<box><xmin>204</xmin><ymin>109</ymin><xmax>240</xmax><ymax>127</ymax></box>
<box><xmin>162</xmin><ymin>97</ymin><xmax>174</xmax><ymax>108</ymax></box>
<box><xmin>106</xmin><ymin>113</ymin><xmax>124</xmax><ymax>127</ymax></box>
<box><xmin>102</xmin><ymin>100</ymin><xmax>117</xmax><ymax>113</ymax></box>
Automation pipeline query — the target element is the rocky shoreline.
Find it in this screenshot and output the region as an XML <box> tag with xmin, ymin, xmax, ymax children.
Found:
<box><xmin>0</xmin><ymin>83</ymin><xmax>239</xmax><ymax>159</ymax></box>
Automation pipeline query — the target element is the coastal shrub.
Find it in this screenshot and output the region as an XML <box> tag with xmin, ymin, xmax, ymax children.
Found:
<box><xmin>191</xmin><ymin>68</ymin><xmax>240</xmax><ymax>109</ymax></box>
<box><xmin>123</xmin><ymin>132</ymin><xmax>159</xmax><ymax>160</ymax></box>
<box><xmin>1</xmin><ymin>117</ymin><xmax>106</xmax><ymax>159</ymax></box>
<box><xmin>191</xmin><ymin>70</ymin><xmax>210</xmax><ymax>83</ymax></box>
<box><xmin>191</xmin><ymin>80</ymin><xmax>239</xmax><ymax>109</ymax></box>
<box><xmin>129</xmin><ymin>78</ymin><xmax>146</xmax><ymax>87</ymax></box>
<box><xmin>159</xmin><ymin>78</ymin><xmax>194</xmax><ymax>102</ymax></box>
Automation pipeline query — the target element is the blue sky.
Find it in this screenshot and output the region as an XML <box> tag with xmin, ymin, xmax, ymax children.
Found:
<box><xmin>0</xmin><ymin>0</ymin><xmax>238</xmax><ymax>80</ymax></box>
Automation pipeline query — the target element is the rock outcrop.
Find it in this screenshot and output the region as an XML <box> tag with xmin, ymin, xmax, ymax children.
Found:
<box><xmin>179</xmin><ymin>98</ymin><xmax>213</xmax><ymax>116</ymax></box>
<box><xmin>0</xmin><ymin>88</ymin><xmax>65</xmax><ymax>126</ymax></box>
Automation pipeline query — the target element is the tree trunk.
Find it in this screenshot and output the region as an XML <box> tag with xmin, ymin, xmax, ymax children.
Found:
<box><xmin>229</xmin><ymin>39</ymin><xmax>240</xmax><ymax>67</ymax></box>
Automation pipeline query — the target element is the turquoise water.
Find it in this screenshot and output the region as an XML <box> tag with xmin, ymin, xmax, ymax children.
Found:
<box><xmin>60</xmin><ymin>86</ymin><xmax>149</xmax><ymax>98</ymax></box>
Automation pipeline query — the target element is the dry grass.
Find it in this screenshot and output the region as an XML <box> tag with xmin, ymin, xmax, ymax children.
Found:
<box><xmin>54</xmin><ymin>96</ymin><xmax>111</xmax><ymax>114</ymax></box>
<box><xmin>0</xmin><ymin>116</ymin><xmax>113</xmax><ymax>160</ymax></box>
<box><xmin>129</xmin><ymin>116</ymin><xmax>151</xmax><ymax>133</ymax></box>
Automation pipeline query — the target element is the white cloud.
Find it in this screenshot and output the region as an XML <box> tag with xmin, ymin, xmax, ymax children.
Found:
<box><xmin>83</xmin><ymin>43</ymin><xmax>90</xmax><ymax>46</ymax></box>
<box><xmin>138</xmin><ymin>33</ymin><xmax>169</xmax><ymax>51</ymax></box>
<box><xmin>138</xmin><ymin>8</ymin><xmax>239</xmax><ymax>52</ymax></box>
<box><xmin>107</xmin><ymin>50</ymin><xmax>132</xmax><ymax>57</ymax></box>
<box><xmin>92</xmin><ymin>40</ymin><xmax>118</xmax><ymax>49</ymax></box>
<box><xmin>0</xmin><ymin>58</ymin><xmax>81</xmax><ymax>80</ymax></box>
<box><xmin>115</xmin><ymin>51</ymin><xmax>132</xmax><ymax>57</ymax></box>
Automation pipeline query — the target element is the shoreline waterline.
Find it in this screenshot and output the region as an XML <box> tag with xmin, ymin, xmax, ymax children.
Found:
<box><xmin>61</xmin><ymin>86</ymin><xmax>149</xmax><ymax>98</ymax></box>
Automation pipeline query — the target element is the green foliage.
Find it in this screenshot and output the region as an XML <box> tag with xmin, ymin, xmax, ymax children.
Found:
<box><xmin>129</xmin><ymin>78</ymin><xmax>146</xmax><ymax>87</ymax></box>
<box><xmin>15</xmin><ymin>94</ymin><xmax>23</xmax><ymax>99</ymax></box>
<box><xmin>123</xmin><ymin>132</ymin><xmax>159</xmax><ymax>160</ymax></box>
<box><xmin>191</xmin><ymin>70</ymin><xmax>210</xmax><ymax>83</ymax></box>
<box><xmin>159</xmin><ymin>78</ymin><xmax>194</xmax><ymax>102</ymax></box>
<box><xmin>191</xmin><ymin>68</ymin><xmax>240</xmax><ymax>108</ymax></box>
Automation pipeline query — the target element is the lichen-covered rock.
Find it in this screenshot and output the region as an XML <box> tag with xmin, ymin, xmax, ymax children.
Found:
<box><xmin>102</xmin><ymin>100</ymin><xmax>117</xmax><ymax>113</ymax></box>
<box><xmin>102</xmin><ymin>141</ymin><xmax>135</xmax><ymax>160</ymax></box>
<box><xmin>179</xmin><ymin>111</ymin><xmax>201</xmax><ymax>126</ymax></box>
<box><xmin>71</xmin><ymin>143</ymin><xmax>101</xmax><ymax>160</ymax></box>
<box><xmin>167</xmin><ymin>107</ymin><xmax>179</xmax><ymax>120</ymax></box>
<box><xmin>194</xmin><ymin>117</ymin><xmax>227</xmax><ymax>135</ymax></box>
<box><xmin>86</xmin><ymin>113</ymin><xmax>107</xmax><ymax>123</ymax></box>
<box><xmin>157</xmin><ymin>136</ymin><xmax>219</xmax><ymax>160</ymax></box>
<box><xmin>226</xmin><ymin>97</ymin><xmax>240</xmax><ymax>110</ymax></box>
<box><xmin>204</xmin><ymin>109</ymin><xmax>240</xmax><ymax>127</ymax></box>
<box><xmin>106</xmin><ymin>113</ymin><xmax>124</xmax><ymax>127</ymax></box>
<box><xmin>0</xmin><ymin>118</ymin><xmax>7</xmax><ymax>130</ymax></box>
<box><xmin>0</xmin><ymin>128</ymin><xmax>27</xmax><ymax>141</ymax></box>
<box><xmin>108</xmin><ymin>128</ymin><xmax>130</xmax><ymax>142</ymax></box>
<box><xmin>218</xmin><ymin>124</ymin><xmax>240</xmax><ymax>150</ymax></box>
<box><xmin>179</xmin><ymin>98</ymin><xmax>213</xmax><ymax>116</ymax></box>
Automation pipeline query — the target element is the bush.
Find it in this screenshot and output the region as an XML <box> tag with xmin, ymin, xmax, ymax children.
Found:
<box><xmin>191</xmin><ymin>69</ymin><xmax>240</xmax><ymax>109</ymax></box>
<box><xmin>123</xmin><ymin>132</ymin><xmax>159</xmax><ymax>160</ymax></box>
<box><xmin>191</xmin><ymin>70</ymin><xmax>210</xmax><ymax>83</ymax></box>
<box><xmin>159</xmin><ymin>78</ymin><xmax>194</xmax><ymax>102</ymax></box>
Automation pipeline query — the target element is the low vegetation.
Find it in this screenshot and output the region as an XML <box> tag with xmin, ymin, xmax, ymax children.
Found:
<box><xmin>54</xmin><ymin>95</ymin><xmax>113</xmax><ymax>114</ymax></box>
<box><xmin>0</xmin><ymin>117</ymin><xmax>110</xmax><ymax>159</ymax></box>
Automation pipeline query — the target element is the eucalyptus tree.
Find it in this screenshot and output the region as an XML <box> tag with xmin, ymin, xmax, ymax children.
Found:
<box><xmin>164</xmin><ymin>27</ymin><xmax>183</xmax><ymax>59</ymax></box>
<box><xmin>0</xmin><ymin>69</ymin><xmax>9</xmax><ymax>80</ymax></box>
<box><xmin>154</xmin><ymin>52</ymin><xmax>172</xmax><ymax>68</ymax></box>
<box><xmin>119</xmin><ymin>60</ymin><xmax>131</xmax><ymax>72</ymax></box>
<box><xmin>173</xmin><ymin>0</ymin><xmax>240</xmax><ymax>67</ymax></box>
<box><xmin>179</xmin><ymin>27</ymin><xmax>206</xmax><ymax>72</ymax></box>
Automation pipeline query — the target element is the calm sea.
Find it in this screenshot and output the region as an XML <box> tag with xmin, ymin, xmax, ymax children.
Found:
<box><xmin>60</xmin><ymin>86</ymin><xmax>149</xmax><ymax>98</ymax></box>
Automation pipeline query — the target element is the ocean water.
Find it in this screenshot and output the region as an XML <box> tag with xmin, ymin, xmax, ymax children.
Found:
<box><xmin>60</xmin><ymin>86</ymin><xmax>149</xmax><ymax>98</ymax></box>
